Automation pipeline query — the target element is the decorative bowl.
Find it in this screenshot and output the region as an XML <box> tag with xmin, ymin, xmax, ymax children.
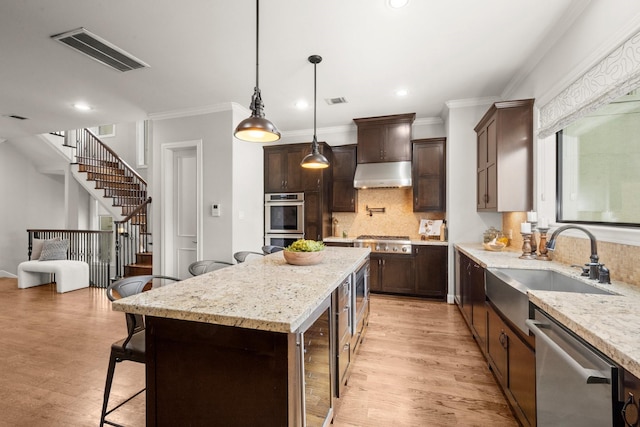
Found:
<box><xmin>283</xmin><ymin>249</ymin><xmax>325</xmax><ymax>266</ymax></box>
<box><xmin>483</xmin><ymin>241</ymin><xmax>507</xmax><ymax>252</ymax></box>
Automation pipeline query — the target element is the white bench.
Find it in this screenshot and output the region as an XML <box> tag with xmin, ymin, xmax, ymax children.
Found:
<box><xmin>18</xmin><ymin>260</ymin><xmax>90</xmax><ymax>293</ymax></box>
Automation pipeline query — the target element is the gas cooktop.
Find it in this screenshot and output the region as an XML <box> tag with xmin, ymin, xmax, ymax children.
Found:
<box><xmin>353</xmin><ymin>235</ymin><xmax>412</xmax><ymax>254</ymax></box>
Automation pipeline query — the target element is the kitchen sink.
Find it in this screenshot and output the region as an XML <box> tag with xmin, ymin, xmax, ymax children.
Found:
<box><xmin>485</xmin><ymin>267</ymin><xmax>616</xmax><ymax>334</ymax></box>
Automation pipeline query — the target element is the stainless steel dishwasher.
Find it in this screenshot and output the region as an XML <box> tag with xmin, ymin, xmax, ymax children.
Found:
<box><xmin>526</xmin><ymin>309</ymin><xmax>623</xmax><ymax>426</ymax></box>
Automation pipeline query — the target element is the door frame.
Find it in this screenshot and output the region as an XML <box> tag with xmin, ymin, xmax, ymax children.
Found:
<box><xmin>160</xmin><ymin>140</ymin><xmax>203</xmax><ymax>277</ymax></box>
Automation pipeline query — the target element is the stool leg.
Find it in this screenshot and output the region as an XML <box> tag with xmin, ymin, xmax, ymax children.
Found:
<box><xmin>100</xmin><ymin>352</ymin><xmax>118</xmax><ymax>427</ymax></box>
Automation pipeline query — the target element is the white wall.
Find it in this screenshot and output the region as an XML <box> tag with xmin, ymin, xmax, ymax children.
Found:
<box><xmin>151</xmin><ymin>106</ymin><xmax>264</xmax><ymax>270</ymax></box>
<box><xmin>0</xmin><ymin>141</ymin><xmax>66</xmax><ymax>274</ymax></box>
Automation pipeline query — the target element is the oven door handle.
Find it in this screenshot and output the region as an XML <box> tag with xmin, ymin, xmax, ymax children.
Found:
<box><xmin>525</xmin><ymin>319</ymin><xmax>610</xmax><ymax>384</ymax></box>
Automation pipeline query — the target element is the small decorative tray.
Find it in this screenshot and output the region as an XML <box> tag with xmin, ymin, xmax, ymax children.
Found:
<box><xmin>483</xmin><ymin>242</ymin><xmax>507</xmax><ymax>252</ymax></box>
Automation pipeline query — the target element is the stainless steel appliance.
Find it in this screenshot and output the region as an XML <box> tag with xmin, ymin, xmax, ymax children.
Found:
<box><xmin>351</xmin><ymin>258</ymin><xmax>369</xmax><ymax>349</ymax></box>
<box><xmin>264</xmin><ymin>193</ymin><xmax>304</xmax><ymax>245</ymax></box>
<box><xmin>353</xmin><ymin>235</ymin><xmax>412</xmax><ymax>255</ymax></box>
<box><xmin>263</xmin><ymin>233</ymin><xmax>304</xmax><ymax>248</ymax></box>
<box><xmin>526</xmin><ymin>308</ymin><xmax>623</xmax><ymax>427</ymax></box>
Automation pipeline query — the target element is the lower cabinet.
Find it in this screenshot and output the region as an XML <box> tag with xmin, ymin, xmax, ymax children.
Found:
<box><xmin>456</xmin><ymin>250</ymin><xmax>536</xmax><ymax>427</ymax></box>
<box><xmin>486</xmin><ymin>303</ymin><xmax>536</xmax><ymax>427</ymax></box>
<box><xmin>413</xmin><ymin>245</ymin><xmax>448</xmax><ymax>299</ymax></box>
<box><xmin>369</xmin><ymin>253</ymin><xmax>415</xmax><ymax>294</ymax></box>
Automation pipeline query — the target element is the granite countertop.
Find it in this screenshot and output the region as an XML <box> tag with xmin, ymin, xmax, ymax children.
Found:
<box><xmin>112</xmin><ymin>246</ymin><xmax>370</xmax><ymax>334</ymax></box>
<box><xmin>456</xmin><ymin>243</ymin><xmax>640</xmax><ymax>379</ymax></box>
<box><xmin>323</xmin><ymin>236</ymin><xmax>448</xmax><ymax>246</ymax></box>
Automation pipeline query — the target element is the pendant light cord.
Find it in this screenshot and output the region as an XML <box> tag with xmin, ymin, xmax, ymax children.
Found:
<box><xmin>313</xmin><ymin>60</ymin><xmax>317</xmax><ymax>143</ymax></box>
<box><xmin>255</xmin><ymin>0</ymin><xmax>260</xmax><ymax>89</ymax></box>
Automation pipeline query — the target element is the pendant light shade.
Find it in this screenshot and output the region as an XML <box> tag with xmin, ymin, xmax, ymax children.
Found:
<box><xmin>234</xmin><ymin>0</ymin><xmax>281</xmax><ymax>143</ymax></box>
<box><xmin>301</xmin><ymin>55</ymin><xmax>330</xmax><ymax>169</ymax></box>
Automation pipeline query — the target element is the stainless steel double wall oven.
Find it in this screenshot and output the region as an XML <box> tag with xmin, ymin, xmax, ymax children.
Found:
<box><xmin>264</xmin><ymin>192</ymin><xmax>304</xmax><ymax>247</ymax></box>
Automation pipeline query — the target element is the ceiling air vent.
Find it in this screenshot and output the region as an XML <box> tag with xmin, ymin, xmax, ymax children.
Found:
<box><xmin>325</xmin><ymin>97</ymin><xmax>348</xmax><ymax>105</ymax></box>
<box><xmin>2</xmin><ymin>114</ymin><xmax>28</xmax><ymax>120</ymax></box>
<box><xmin>51</xmin><ymin>27</ymin><xmax>149</xmax><ymax>72</ymax></box>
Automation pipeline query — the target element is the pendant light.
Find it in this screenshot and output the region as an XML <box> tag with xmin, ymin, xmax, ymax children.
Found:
<box><xmin>234</xmin><ymin>0</ymin><xmax>281</xmax><ymax>143</ymax></box>
<box><xmin>300</xmin><ymin>55</ymin><xmax>330</xmax><ymax>169</ymax></box>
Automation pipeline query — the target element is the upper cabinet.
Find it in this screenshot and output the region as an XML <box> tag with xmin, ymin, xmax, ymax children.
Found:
<box><xmin>264</xmin><ymin>145</ymin><xmax>306</xmax><ymax>193</ymax></box>
<box><xmin>264</xmin><ymin>143</ymin><xmax>330</xmax><ymax>193</ymax></box>
<box><xmin>331</xmin><ymin>145</ymin><xmax>358</xmax><ymax>212</ymax></box>
<box><xmin>412</xmin><ymin>138</ymin><xmax>446</xmax><ymax>212</ymax></box>
<box><xmin>353</xmin><ymin>113</ymin><xmax>415</xmax><ymax>163</ymax></box>
<box><xmin>475</xmin><ymin>99</ymin><xmax>534</xmax><ymax>212</ymax></box>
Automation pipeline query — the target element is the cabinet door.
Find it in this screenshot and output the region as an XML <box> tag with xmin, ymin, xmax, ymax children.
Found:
<box><xmin>332</xmin><ymin>145</ymin><xmax>357</xmax><ymax>180</ymax></box>
<box><xmin>380</xmin><ymin>255</ymin><xmax>415</xmax><ymax>294</ymax></box>
<box><xmin>332</xmin><ymin>180</ymin><xmax>357</xmax><ymax>212</ymax></box>
<box><xmin>284</xmin><ymin>147</ymin><xmax>305</xmax><ymax>191</ymax></box>
<box><xmin>414</xmin><ymin>245</ymin><xmax>447</xmax><ymax>299</ymax></box>
<box><xmin>470</xmin><ymin>261</ymin><xmax>487</xmax><ymax>353</ymax></box>
<box><xmin>412</xmin><ymin>138</ymin><xmax>446</xmax><ymax>212</ymax></box>
<box><xmin>460</xmin><ymin>255</ymin><xmax>473</xmax><ymax>325</ymax></box>
<box><xmin>509</xmin><ymin>330</ymin><xmax>536</xmax><ymax>427</ymax></box>
<box><xmin>476</xmin><ymin>128</ymin><xmax>488</xmax><ymax>209</ymax></box>
<box><xmin>357</xmin><ymin>126</ymin><xmax>384</xmax><ymax>163</ymax></box>
<box><xmin>369</xmin><ymin>255</ymin><xmax>382</xmax><ymax>292</ymax></box>
<box><xmin>485</xmin><ymin>118</ymin><xmax>498</xmax><ymax>210</ymax></box>
<box><xmin>264</xmin><ymin>148</ymin><xmax>286</xmax><ymax>192</ymax></box>
<box><xmin>487</xmin><ymin>305</ymin><xmax>508</xmax><ymax>387</ymax></box>
<box><xmin>383</xmin><ymin>122</ymin><xmax>412</xmax><ymax>162</ymax></box>
<box><xmin>304</xmin><ymin>191</ymin><xmax>322</xmax><ymax>241</ymax></box>
<box><xmin>331</xmin><ymin>145</ymin><xmax>357</xmax><ymax>212</ymax></box>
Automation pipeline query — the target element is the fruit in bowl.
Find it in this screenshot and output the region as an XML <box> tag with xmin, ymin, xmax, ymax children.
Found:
<box><xmin>283</xmin><ymin>239</ymin><xmax>325</xmax><ymax>265</ymax></box>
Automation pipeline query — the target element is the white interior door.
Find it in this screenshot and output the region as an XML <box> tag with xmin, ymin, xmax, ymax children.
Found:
<box><xmin>161</xmin><ymin>140</ymin><xmax>202</xmax><ymax>280</ymax></box>
<box><xmin>174</xmin><ymin>148</ymin><xmax>197</xmax><ymax>279</ymax></box>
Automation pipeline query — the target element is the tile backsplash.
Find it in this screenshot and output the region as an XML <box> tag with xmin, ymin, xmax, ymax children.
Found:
<box><xmin>331</xmin><ymin>188</ymin><xmax>444</xmax><ymax>240</ymax></box>
<box><xmin>503</xmin><ymin>212</ymin><xmax>640</xmax><ymax>286</ymax></box>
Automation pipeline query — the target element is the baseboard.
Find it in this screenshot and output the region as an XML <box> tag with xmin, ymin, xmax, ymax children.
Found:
<box><xmin>0</xmin><ymin>270</ymin><xmax>17</xmax><ymax>278</ymax></box>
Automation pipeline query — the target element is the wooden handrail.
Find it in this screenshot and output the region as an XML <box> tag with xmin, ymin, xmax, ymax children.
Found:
<box><xmin>115</xmin><ymin>197</ymin><xmax>152</xmax><ymax>224</ymax></box>
<box><xmin>82</xmin><ymin>129</ymin><xmax>147</xmax><ymax>186</ymax></box>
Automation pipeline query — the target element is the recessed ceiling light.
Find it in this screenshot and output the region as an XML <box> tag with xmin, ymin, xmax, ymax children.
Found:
<box><xmin>388</xmin><ymin>0</ymin><xmax>409</xmax><ymax>9</ymax></box>
<box><xmin>295</xmin><ymin>100</ymin><xmax>309</xmax><ymax>109</ymax></box>
<box><xmin>73</xmin><ymin>102</ymin><xmax>92</xmax><ymax>111</ymax></box>
<box><xmin>396</xmin><ymin>89</ymin><xmax>408</xmax><ymax>97</ymax></box>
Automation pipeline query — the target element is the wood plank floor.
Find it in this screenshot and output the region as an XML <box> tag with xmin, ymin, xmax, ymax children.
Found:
<box><xmin>0</xmin><ymin>278</ymin><xmax>517</xmax><ymax>426</ymax></box>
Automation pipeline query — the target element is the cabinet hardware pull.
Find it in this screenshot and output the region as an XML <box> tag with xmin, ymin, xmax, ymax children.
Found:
<box><xmin>622</xmin><ymin>393</ymin><xmax>639</xmax><ymax>427</ymax></box>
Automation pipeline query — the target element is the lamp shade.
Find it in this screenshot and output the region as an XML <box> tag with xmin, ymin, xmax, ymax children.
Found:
<box><xmin>234</xmin><ymin>116</ymin><xmax>281</xmax><ymax>142</ymax></box>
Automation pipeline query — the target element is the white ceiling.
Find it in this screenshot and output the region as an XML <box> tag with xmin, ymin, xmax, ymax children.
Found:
<box><xmin>0</xmin><ymin>0</ymin><xmax>582</xmax><ymax>140</ymax></box>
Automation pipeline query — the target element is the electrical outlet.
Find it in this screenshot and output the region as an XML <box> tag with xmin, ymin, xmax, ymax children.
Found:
<box><xmin>508</xmin><ymin>229</ymin><xmax>513</xmax><ymax>239</ymax></box>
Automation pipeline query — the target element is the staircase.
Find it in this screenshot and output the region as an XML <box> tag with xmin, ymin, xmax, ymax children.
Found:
<box><xmin>67</xmin><ymin>129</ymin><xmax>152</xmax><ymax>279</ymax></box>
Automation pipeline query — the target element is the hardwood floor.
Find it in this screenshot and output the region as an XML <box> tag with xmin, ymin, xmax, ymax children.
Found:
<box><xmin>0</xmin><ymin>278</ymin><xmax>516</xmax><ymax>426</ymax></box>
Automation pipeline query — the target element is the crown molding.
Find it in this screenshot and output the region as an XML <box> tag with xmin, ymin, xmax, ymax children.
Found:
<box><xmin>149</xmin><ymin>102</ymin><xmax>236</xmax><ymax>121</ymax></box>
<box><xmin>444</xmin><ymin>96</ymin><xmax>500</xmax><ymax>110</ymax></box>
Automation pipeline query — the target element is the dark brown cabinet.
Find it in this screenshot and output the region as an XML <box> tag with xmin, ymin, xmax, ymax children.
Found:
<box><xmin>264</xmin><ymin>145</ymin><xmax>306</xmax><ymax>193</ymax></box>
<box><xmin>412</xmin><ymin>138</ymin><xmax>446</xmax><ymax>212</ymax></box>
<box><xmin>330</xmin><ymin>145</ymin><xmax>357</xmax><ymax>212</ymax></box>
<box><xmin>353</xmin><ymin>113</ymin><xmax>415</xmax><ymax>163</ymax></box>
<box><xmin>486</xmin><ymin>304</ymin><xmax>536</xmax><ymax>427</ymax></box>
<box><xmin>413</xmin><ymin>245</ymin><xmax>447</xmax><ymax>299</ymax></box>
<box><xmin>475</xmin><ymin>99</ymin><xmax>534</xmax><ymax>212</ymax></box>
<box><xmin>264</xmin><ymin>142</ymin><xmax>332</xmax><ymax>241</ymax></box>
<box><xmin>456</xmin><ymin>251</ymin><xmax>487</xmax><ymax>353</ymax></box>
<box><xmin>369</xmin><ymin>253</ymin><xmax>415</xmax><ymax>295</ymax></box>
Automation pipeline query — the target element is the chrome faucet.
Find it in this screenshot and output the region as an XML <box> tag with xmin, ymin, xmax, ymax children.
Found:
<box><xmin>546</xmin><ymin>225</ymin><xmax>609</xmax><ymax>282</ymax></box>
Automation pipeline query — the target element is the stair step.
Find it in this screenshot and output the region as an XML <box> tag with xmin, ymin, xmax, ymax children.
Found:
<box><xmin>95</xmin><ymin>181</ymin><xmax>140</xmax><ymax>190</ymax></box>
<box><xmin>136</xmin><ymin>252</ymin><xmax>152</xmax><ymax>265</ymax></box>
<box><xmin>86</xmin><ymin>172</ymin><xmax>133</xmax><ymax>183</ymax></box>
<box><xmin>78</xmin><ymin>164</ymin><xmax>125</xmax><ymax>175</ymax></box>
<box><xmin>124</xmin><ymin>264</ymin><xmax>152</xmax><ymax>277</ymax></box>
<box><xmin>105</xmin><ymin>188</ymin><xmax>147</xmax><ymax>198</ymax></box>
<box><xmin>76</xmin><ymin>156</ymin><xmax>120</xmax><ymax>169</ymax></box>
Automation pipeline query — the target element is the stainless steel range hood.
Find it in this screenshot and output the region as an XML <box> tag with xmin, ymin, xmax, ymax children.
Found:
<box><xmin>353</xmin><ymin>161</ymin><xmax>412</xmax><ymax>189</ymax></box>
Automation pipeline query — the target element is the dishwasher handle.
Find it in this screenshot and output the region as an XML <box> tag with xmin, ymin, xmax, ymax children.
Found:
<box><xmin>526</xmin><ymin>319</ymin><xmax>610</xmax><ymax>385</ymax></box>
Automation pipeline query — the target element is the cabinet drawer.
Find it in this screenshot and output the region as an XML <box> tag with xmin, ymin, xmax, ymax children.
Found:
<box><xmin>337</xmin><ymin>332</ymin><xmax>351</xmax><ymax>386</ymax></box>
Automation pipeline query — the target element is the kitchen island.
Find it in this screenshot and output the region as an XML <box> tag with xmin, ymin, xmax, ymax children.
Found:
<box><xmin>112</xmin><ymin>246</ymin><xmax>370</xmax><ymax>427</ymax></box>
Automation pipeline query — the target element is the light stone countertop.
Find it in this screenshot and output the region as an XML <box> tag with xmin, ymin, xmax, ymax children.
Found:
<box><xmin>323</xmin><ymin>236</ymin><xmax>448</xmax><ymax>246</ymax></box>
<box><xmin>456</xmin><ymin>243</ymin><xmax>640</xmax><ymax>379</ymax></box>
<box><xmin>112</xmin><ymin>247</ymin><xmax>370</xmax><ymax>334</ymax></box>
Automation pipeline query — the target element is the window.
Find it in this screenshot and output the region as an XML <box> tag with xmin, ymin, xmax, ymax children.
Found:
<box><xmin>557</xmin><ymin>89</ymin><xmax>640</xmax><ymax>227</ymax></box>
